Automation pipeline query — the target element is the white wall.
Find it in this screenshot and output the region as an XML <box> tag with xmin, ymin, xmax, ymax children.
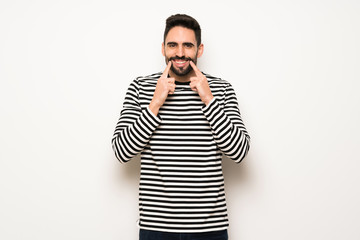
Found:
<box><xmin>1</xmin><ymin>0</ymin><xmax>359</xmax><ymax>239</ymax></box>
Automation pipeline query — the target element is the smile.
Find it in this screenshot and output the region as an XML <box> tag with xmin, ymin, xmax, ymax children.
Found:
<box><xmin>172</xmin><ymin>59</ymin><xmax>189</xmax><ymax>68</ymax></box>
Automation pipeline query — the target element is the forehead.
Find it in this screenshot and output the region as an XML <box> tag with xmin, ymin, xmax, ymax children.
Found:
<box><xmin>165</xmin><ymin>26</ymin><xmax>196</xmax><ymax>44</ymax></box>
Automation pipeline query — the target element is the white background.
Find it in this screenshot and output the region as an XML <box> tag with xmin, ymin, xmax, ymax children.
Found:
<box><xmin>1</xmin><ymin>0</ymin><xmax>359</xmax><ymax>239</ymax></box>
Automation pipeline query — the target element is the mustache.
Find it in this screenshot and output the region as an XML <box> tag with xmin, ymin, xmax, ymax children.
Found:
<box><xmin>169</xmin><ymin>56</ymin><xmax>193</xmax><ymax>62</ymax></box>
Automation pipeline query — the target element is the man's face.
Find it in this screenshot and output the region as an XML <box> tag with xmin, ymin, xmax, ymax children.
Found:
<box><xmin>162</xmin><ymin>26</ymin><xmax>203</xmax><ymax>76</ymax></box>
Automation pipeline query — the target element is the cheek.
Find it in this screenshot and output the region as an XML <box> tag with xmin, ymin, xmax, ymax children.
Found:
<box><xmin>165</xmin><ymin>50</ymin><xmax>176</xmax><ymax>58</ymax></box>
<box><xmin>186</xmin><ymin>50</ymin><xmax>197</xmax><ymax>58</ymax></box>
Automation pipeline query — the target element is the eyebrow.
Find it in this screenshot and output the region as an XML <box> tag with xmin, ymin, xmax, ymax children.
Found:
<box><xmin>167</xmin><ymin>42</ymin><xmax>195</xmax><ymax>46</ymax></box>
<box><xmin>167</xmin><ymin>42</ymin><xmax>177</xmax><ymax>46</ymax></box>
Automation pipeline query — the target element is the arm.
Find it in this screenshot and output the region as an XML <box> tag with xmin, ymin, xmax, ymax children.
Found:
<box><xmin>202</xmin><ymin>83</ymin><xmax>250</xmax><ymax>163</ymax></box>
<box><xmin>112</xmin><ymin>62</ymin><xmax>174</xmax><ymax>163</ymax></box>
<box><xmin>189</xmin><ymin>61</ymin><xmax>250</xmax><ymax>163</ymax></box>
<box><xmin>112</xmin><ymin>79</ymin><xmax>161</xmax><ymax>163</ymax></box>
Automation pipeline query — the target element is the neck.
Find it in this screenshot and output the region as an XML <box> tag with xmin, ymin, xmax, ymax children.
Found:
<box><xmin>169</xmin><ymin>70</ymin><xmax>196</xmax><ymax>82</ymax></box>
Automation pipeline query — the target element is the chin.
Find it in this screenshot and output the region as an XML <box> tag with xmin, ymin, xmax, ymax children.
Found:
<box><xmin>171</xmin><ymin>66</ymin><xmax>193</xmax><ymax>77</ymax></box>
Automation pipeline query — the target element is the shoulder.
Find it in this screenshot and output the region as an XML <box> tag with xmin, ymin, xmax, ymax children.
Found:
<box><xmin>133</xmin><ymin>72</ymin><xmax>162</xmax><ymax>86</ymax></box>
<box><xmin>203</xmin><ymin>72</ymin><xmax>231</xmax><ymax>89</ymax></box>
<box><xmin>125</xmin><ymin>72</ymin><xmax>161</xmax><ymax>94</ymax></box>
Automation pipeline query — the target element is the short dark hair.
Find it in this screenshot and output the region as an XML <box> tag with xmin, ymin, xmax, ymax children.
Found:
<box><xmin>164</xmin><ymin>14</ymin><xmax>201</xmax><ymax>46</ymax></box>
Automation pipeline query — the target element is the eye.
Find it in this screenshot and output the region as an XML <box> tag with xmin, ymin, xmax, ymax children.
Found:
<box><xmin>168</xmin><ymin>43</ymin><xmax>176</xmax><ymax>48</ymax></box>
<box><xmin>184</xmin><ymin>43</ymin><xmax>194</xmax><ymax>48</ymax></box>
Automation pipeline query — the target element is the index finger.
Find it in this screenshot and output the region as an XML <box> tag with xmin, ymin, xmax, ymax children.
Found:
<box><xmin>190</xmin><ymin>61</ymin><xmax>202</xmax><ymax>77</ymax></box>
<box><xmin>161</xmin><ymin>61</ymin><xmax>172</xmax><ymax>78</ymax></box>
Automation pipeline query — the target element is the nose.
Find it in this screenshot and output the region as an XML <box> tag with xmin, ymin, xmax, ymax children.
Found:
<box><xmin>176</xmin><ymin>45</ymin><xmax>185</xmax><ymax>57</ymax></box>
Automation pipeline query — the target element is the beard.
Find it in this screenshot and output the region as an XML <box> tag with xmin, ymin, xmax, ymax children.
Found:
<box><xmin>167</xmin><ymin>56</ymin><xmax>197</xmax><ymax>76</ymax></box>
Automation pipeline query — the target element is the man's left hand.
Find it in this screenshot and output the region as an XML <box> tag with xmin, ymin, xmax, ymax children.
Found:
<box><xmin>189</xmin><ymin>61</ymin><xmax>214</xmax><ymax>106</ymax></box>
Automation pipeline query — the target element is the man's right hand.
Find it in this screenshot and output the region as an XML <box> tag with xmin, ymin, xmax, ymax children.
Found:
<box><xmin>149</xmin><ymin>61</ymin><xmax>175</xmax><ymax>116</ymax></box>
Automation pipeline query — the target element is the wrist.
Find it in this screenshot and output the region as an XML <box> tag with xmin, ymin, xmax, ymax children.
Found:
<box><xmin>149</xmin><ymin>100</ymin><xmax>161</xmax><ymax>115</ymax></box>
<box><xmin>203</xmin><ymin>95</ymin><xmax>214</xmax><ymax>106</ymax></box>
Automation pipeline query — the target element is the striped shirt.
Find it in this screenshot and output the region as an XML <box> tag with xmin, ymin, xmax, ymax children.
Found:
<box><xmin>112</xmin><ymin>72</ymin><xmax>250</xmax><ymax>233</ymax></box>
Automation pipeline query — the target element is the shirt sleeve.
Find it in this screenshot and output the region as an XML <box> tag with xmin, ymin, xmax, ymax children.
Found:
<box><xmin>112</xmin><ymin>79</ymin><xmax>161</xmax><ymax>163</ymax></box>
<box><xmin>202</xmin><ymin>83</ymin><xmax>250</xmax><ymax>163</ymax></box>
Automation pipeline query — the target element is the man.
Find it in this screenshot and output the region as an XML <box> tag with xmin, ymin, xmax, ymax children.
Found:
<box><xmin>112</xmin><ymin>14</ymin><xmax>250</xmax><ymax>240</ymax></box>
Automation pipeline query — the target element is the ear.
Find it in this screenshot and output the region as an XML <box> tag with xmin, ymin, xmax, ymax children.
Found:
<box><xmin>161</xmin><ymin>42</ymin><xmax>165</xmax><ymax>56</ymax></box>
<box><xmin>197</xmin><ymin>43</ymin><xmax>204</xmax><ymax>58</ymax></box>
